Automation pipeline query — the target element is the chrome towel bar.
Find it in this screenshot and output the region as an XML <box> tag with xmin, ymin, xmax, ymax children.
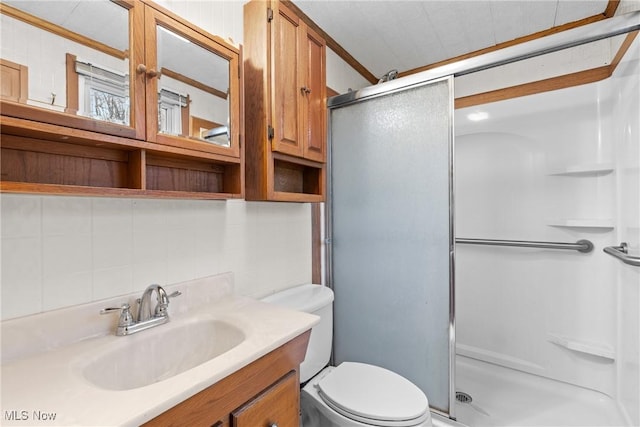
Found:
<box><xmin>455</xmin><ymin>238</ymin><xmax>594</xmax><ymax>253</ymax></box>
<box><xmin>603</xmin><ymin>243</ymin><xmax>640</xmax><ymax>267</ymax></box>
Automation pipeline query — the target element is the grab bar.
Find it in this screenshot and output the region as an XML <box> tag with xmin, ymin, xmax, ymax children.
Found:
<box><xmin>603</xmin><ymin>242</ymin><xmax>640</xmax><ymax>267</ymax></box>
<box><xmin>455</xmin><ymin>238</ymin><xmax>594</xmax><ymax>253</ymax></box>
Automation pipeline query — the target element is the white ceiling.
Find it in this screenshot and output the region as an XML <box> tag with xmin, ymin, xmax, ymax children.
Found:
<box><xmin>294</xmin><ymin>0</ymin><xmax>611</xmax><ymax>80</ymax></box>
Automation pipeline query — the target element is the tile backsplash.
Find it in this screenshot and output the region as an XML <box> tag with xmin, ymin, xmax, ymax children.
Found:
<box><xmin>1</xmin><ymin>195</ymin><xmax>312</xmax><ymax>320</ymax></box>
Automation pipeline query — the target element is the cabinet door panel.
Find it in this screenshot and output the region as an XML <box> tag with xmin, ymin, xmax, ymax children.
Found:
<box><xmin>271</xmin><ymin>3</ymin><xmax>304</xmax><ymax>158</ymax></box>
<box><xmin>0</xmin><ymin>0</ymin><xmax>145</xmax><ymax>140</ymax></box>
<box><xmin>232</xmin><ymin>371</ymin><xmax>298</xmax><ymax>427</ymax></box>
<box><xmin>303</xmin><ymin>27</ymin><xmax>326</xmax><ymax>163</ymax></box>
<box><xmin>145</xmin><ymin>7</ymin><xmax>241</xmax><ymax>159</ymax></box>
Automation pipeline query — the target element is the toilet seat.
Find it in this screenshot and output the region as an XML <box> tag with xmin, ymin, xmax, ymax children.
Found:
<box><xmin>316</xmin><ymin>362</ymin><xmax>430</xmax><ymax>427</ymax></box>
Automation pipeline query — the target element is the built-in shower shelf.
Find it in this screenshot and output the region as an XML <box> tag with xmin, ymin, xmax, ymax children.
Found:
<box><xmin>548</xmin><ymin>333</ymin><xmax>615</xmax><ymax>361</ymax></box>
<box><xmin>547</xmin><ymin>163</ymin><xmax>614</xmax><ymax>176</ymax></box>
<box><xmin>547</xmin><ymin>218</ymin><xmax>615</xmax><ymax>229</ymax></box>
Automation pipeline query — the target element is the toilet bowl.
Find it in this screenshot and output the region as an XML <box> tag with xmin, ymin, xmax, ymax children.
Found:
<box><xmin>262</xmin><ymin>285</ymin><xmax>433</xmax><ymax>427</ymax></box>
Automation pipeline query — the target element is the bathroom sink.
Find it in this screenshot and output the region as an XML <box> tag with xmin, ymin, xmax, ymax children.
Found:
<box><xmin>83</xmin><ymin>319</ymin><xmax>244</xmax><ymax>390</ymax></box>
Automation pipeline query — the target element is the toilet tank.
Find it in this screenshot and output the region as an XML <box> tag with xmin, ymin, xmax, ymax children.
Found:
<box><xmin>262</xmin><ymin>285</ymin><xmax>334</xmax><ymax>383</ymax></box>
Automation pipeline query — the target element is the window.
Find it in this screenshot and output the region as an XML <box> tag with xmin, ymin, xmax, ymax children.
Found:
<box><xmin>75</xmin><ymin>60</ymin><xmax>129</xmax><ymax>125</ymax></box>
<box><xmin>157</xmin><ymin>88</ymin><xmax>187</xmax><ymax>135</ymax></box>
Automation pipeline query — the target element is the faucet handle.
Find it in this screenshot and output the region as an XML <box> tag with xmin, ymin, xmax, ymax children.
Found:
<box><xmin>154</xmin><ymin>290</ymin><xmax>181</xmax><ymax>317</ymax></box>
<box><xmin>100</xmin><ymin>303</ymin><xmax>128</xmax><ymax>314</ymax></box>
<box><xmin>101</xmin><ymin>303</ymin><xmax>134</xmax><ymax>327</ymax></box>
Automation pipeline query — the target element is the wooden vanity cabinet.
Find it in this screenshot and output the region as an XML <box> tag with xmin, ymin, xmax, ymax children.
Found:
<box><xmin>232</xmin><ymin>371</ymin><xmax>299</xmax><ymax>427</ymax></box>
<box><xmin>244</xmin><ymin>0</ymin><xmax>326</xmax><ymax>202</ymax></box>
<box><xmin>142</xmin><ymin>331</ymin><xmax>310</xmax><ymax>427</ymax></box>
<box><xmin>0</xmin><ymin>1</ymin><xmax>243</xmax><ymax>199</ymax></box>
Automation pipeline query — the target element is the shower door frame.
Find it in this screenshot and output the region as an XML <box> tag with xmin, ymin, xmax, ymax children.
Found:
<box><xmin>324</xmin><ymin>10</ymin><xmax>640</xmax><ymax>422</ymax></box>
<box><xmin>326</xmin><ymin>74</ymin><xmax>457</xmax><ymax>418</ymax></box>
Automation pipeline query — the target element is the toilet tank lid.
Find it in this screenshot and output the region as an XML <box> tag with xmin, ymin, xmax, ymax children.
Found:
<box><xmin>261</xmin><ymin>284</ymin><xmax>334</xmax><ymax>313</ymax></box>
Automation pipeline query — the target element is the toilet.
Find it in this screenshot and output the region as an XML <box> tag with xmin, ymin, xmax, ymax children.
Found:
<box><xmin>262</xmin><ymin>285</ymin><xmax>433</xmax><ymax>427</ymax></box>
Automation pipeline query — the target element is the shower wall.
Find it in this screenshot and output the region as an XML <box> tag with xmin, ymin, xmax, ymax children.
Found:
<box><xmin>611</xmin><ymin>34</ymin><xmax>640</xmax><ymax>425</ymax></box>
<box><xmin>455</xmin><ymin>34</ymin><xmax>639</xmax><ymax>422</ymax></box>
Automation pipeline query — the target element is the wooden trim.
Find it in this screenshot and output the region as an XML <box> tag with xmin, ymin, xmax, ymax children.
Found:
<box><xmin>603</xmin><ymin>0</ymin><xmax>620</xmax><ymax>18</ymax></box>
<box><xmin>65</xmin><ymin>53</ymin><xmax>79</xmax><ymax>114</ymax></box>
<box><xmin>129</xmin><ymin>0</ymin><xmax>146</xmax><ymax>140</ymax></box>
<box><xmin>0</xmin><ymin>181</ymin><xmax>241</xmax><ymax>199</ymax></box>
<box><xmin>0</xmin><ymin>3</ymin><xmax>128</xmax><ymax>60</ymax></box>
<box><xmin>0</xmin><ymin>59</ymin><xmax>28</xmax><ymax>103</ymax></box>
<box><xmin>327</xmin><ymin>87</ymin><xmax>339</xmax><ymax>98</ymax></box>
<box><xmin>160</xmin><ymin>67</ymin><xmax>228</xmax><ymax>99</ymax></box>
<box><xmin>455</xmin><ymin>66</ymin><xmax>611</xmax><ymax>109</ymax></box>
<box><xmin>128</xmin><ymin>149</ymin><xmax>146</xmax><ymax>190</ymax></box>
<box><xmin>311</xmin><ymin>203</ymin><xmax>322</xmax><ymax>284</ymax></box>
<box><xmin>280</xmin><ymin>0</ymin><xmax>378</xmax><ymax>85</ymax></box>
<box><xmin>180</xmin><ymin>94</ymin><xmax>191</xmax><ymax>136</ymax></box>
<box><xmin>610</xmin><ymin>31</ymin><xmax>639</xmax><ymax>72</ymax></box>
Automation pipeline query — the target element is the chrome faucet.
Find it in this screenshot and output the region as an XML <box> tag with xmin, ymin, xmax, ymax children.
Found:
<box><xmin>138</xmin><ymin>284</ymin><xmax>171</xmax><ymax>322</ymax></box>
<box><xmin>101</xmin><ymin>284</ymin><xmax>181</xmax><ymax>336</ymax></box>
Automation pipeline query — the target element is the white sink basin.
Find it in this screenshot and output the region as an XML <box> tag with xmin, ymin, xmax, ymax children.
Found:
<box><xmin>83</xmin><ymin>319</ymin><xmax>245</xmax><ymax>390</ymax></box>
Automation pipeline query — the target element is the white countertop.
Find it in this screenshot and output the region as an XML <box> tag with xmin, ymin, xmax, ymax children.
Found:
<box><xmin>1</xmin><ymin>273</ymin><xmax>318</xmax><ymax>426</ymax></box>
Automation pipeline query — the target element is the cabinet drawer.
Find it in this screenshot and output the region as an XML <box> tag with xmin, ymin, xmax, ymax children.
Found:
<box><xmin>232</xmin><ymin>371</ymin><xmax>299</xmax><ymax>427</ymax></box>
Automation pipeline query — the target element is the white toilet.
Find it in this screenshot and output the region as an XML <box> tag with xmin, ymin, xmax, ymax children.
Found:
<box><xmin>262</xmin><ymin>284</ymin><xmax>433</xmax><ymax>427</ymax></box>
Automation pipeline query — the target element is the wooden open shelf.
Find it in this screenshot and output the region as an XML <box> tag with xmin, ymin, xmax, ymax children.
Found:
<box><xmin>247</xmin><ymin>152</ymin><xmax>325</xmax><ymax>203</ymax></box>
<box><xmin>273</xmin><ymin>157</ymin><xmax>323</xmax><ymax>198</ymax></box>
<box><xmin>0</xmin><ymin>116</ymin><xmax>243</xmax><ymax>199</ymax></box>
<box><xmin>146</xmin><ymin>153</ymin><xmax>242</xmax><ymax>195</ymax></box>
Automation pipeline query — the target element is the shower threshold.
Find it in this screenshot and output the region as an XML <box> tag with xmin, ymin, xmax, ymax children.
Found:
<box><xmin>454</xmin><ymin>355</ymin><xmax>626</xmax><ymax>426</ymax></box>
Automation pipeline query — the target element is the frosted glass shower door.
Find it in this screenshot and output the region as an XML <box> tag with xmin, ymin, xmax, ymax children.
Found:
<box><xmin>329</xmin><ymin>76</ymin><xmax>454</xmax><ymax>414</ymax></box>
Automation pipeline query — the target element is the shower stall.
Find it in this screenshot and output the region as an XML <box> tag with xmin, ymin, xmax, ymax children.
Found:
<box><xmin>326</xmin><ymin>11</ymin><xmax>639</xmax><ymax>427</ymax></box>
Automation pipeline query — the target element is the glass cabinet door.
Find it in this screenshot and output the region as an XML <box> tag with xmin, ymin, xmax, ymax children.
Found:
<box><xmin>143</xmin><ymin>7</ymin><xmax>240</xmax><ymax>158</ymax></box>
<box><xmin>0</xmin><ymin>0</ymin><xmax>145</xmax><ymax>139</ymax></box>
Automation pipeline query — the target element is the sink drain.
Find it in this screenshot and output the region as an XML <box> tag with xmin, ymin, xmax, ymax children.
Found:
<box><xmin>456</xmin><ymin>391</ymin><xmax>473</xmax><ymax>404</ymax></box>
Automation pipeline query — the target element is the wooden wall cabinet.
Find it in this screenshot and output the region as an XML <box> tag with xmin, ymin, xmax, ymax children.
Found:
<box><xmin>143</xmin><ymin>331</ymin><xmax>310</xmax><ymax>427</ymax></box>
<box><xmin>244</xmin><ymin>0</ymin><xmax>326</xmax><ymax>202</ymax></box>
<box><xmin>0</xmin><ymin>1</ymin><xmax>243</xmax><ymax>199</ymax></box>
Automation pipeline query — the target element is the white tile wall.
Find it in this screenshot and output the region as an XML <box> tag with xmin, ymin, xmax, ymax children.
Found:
<box><xmin>1</xmin><ymin>195</ymin><xmax>312</xmax><ymax>320</ymax></box>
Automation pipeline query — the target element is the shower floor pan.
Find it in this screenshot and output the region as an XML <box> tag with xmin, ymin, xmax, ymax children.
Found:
<box><xmin>454</xmin><ymin>355</ymin><xmax>626</xmax><ymax>426</ymax></box>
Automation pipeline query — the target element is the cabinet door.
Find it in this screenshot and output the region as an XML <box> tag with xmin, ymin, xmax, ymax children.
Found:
<box><xmin>0</xmin><ymin>0</ymin><xmax>146</xmax><ymax>140</ymax></box>
<box><xmin>232</xmin><ymin>371</ymin><xmax>299</xmax><ymax>427</ymax></box>
<box><xmin>302</xmin><ymin>26</ymin><xmax>326</xmax><ymax>163</ymax></box>
<box><xmin>271</xmin><ymin>2</ymin><xmax>305</xmax><ymax>158</ymax></box>
<box><xmin>144</xmin><ymin>6</ymin><xmax>241</xmax><ymax>159</ymax></box>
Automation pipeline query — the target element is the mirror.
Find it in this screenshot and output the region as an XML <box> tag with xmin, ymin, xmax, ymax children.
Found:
<box><xmin>0</xmin><ymin>0</ymin><xmax>131</xmax><ymax>126</ymax></box>
<box><xmin>155</xmin><ymin>24</ymin><xmax>231</xmax><ymax>147</ymax></box>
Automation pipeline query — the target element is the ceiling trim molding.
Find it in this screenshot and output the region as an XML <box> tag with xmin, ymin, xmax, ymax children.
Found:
<box><xmin>455</xmin><ymin>30</ymin><xmax>637</xmax><ymax>109</ymax></box>
<box><xmin>401</xmin><ymin>0</ymin><xmax>621</xmax><ymax>79</ymax></box>
<box><xmin>289</xmin><ymin>0</ymin><xmax>621</xmax><ymax>85</ymax></box>
<box><xmin>283</xmin><ymin>1</ymin><xmax>378</xmax><ymax>84</ymax></box>
<box><xmin>604</xmin><ymin>0</ymin><xmax>621</xmax><ymax>18</ymax></box>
